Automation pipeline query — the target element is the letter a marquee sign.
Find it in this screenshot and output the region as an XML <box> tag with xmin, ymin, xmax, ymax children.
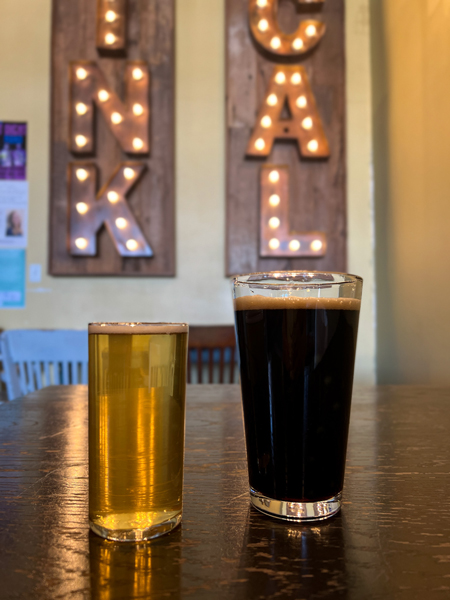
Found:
<box><xmin>226</xmin><ymin>0</ymin><xmax>346</xmax><ymax>274</ymax></box>
<box><xmin>50</xmin><ymin>0</ymin><xmax>175</xmax><ymax>276</ymax></box>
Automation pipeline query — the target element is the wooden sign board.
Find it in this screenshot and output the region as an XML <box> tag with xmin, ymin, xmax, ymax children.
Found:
<box><xmin>50</xmin><ymin>0</ymin><xmax>175</xmax><ymax>276</ymax></box>
<box><xmin>226</xmin><ymin>0</ymin><xmax>346</xmax><ymax>275</ymax></box>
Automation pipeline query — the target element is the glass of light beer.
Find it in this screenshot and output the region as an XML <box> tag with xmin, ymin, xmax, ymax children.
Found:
<box><xmin>232</xmin><ymin>272</ymin><xmax>362</xmax><ymax>522</ymax></box>
<box><xmin>88</xmin><ymin>322</ymin><xmax>189</xmax><ymax>541</ymax></box>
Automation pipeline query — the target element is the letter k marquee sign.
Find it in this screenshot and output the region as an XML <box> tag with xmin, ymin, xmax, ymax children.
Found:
<box><xmin>50</xmin><ymin>0</ymin><xmax>175</xmax><ymax>276</ymax></box>
<box><xmin>226</xmin><ymin>0</ymin><xmax>346</xmax><ymax>274</ymax></box>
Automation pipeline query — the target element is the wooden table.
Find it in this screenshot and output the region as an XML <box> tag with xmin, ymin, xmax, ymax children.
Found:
<box><xmin>0</xmin><ymin>385</ymin><xmax>450</xmax><ymax>599</ymax></box>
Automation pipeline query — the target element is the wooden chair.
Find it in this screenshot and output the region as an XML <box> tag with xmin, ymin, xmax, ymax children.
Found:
<box><xmin>188</xmin><ymin>325</ymin><xmax>238</xmax><ymax>384</ymax></box>
<box><xmin>0</xmin><ymin>330</ymin><xmax>88</xmax><ymax>401</ymax></box>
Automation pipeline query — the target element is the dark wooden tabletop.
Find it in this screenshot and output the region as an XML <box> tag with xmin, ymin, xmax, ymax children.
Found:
<box><xmin>1</xmin><ymin>385</ymin><xmax>450</xmax><ymax>599</ymax></box>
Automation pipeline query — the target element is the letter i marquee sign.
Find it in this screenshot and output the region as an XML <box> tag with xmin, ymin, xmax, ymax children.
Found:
<box><xmin>226</xmin><ymin>0</ymin><xmax>346</xmax><ymax>274</ymax></box>
<box><xmin>49</xmin><ymin>0</ymin><xmax>175</xmax><ymax>276</ymax></box>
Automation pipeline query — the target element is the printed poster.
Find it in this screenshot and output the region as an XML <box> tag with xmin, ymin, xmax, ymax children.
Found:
<box><xmin>0</xmin><ymin>248</ymin><xmax>26</xmax><ymax>308</ymax></box>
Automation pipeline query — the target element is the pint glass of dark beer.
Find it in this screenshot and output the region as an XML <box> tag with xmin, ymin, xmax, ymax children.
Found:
<box><xmin>232</xmin><ymin>272</ymin><xmax>362</xmax><ymax>521</ymax></box>
<box><xmin>88</xmin><ymin>322</ymin><xmax>188</xmax><ymax>541</ymax></box>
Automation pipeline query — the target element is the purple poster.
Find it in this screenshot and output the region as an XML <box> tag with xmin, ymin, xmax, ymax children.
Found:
<box><xmin>0</xmin><ymin>122</ymin><xmax>27</xmax><ymax>181</ymax></box>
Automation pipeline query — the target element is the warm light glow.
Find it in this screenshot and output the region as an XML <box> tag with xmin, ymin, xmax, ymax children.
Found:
<box><xmin>76</xmin><ymin>202</ymin><xmax>88</xmax><ymax>215</ymax></box>
<box><xmin>111</xmin><ymin>112</ymin><xmax>123</xmax><ymax>124</ymax></box>
<box><xmin>269</xmin><ymin>194</ymin><xmax>280</xmax><ymax>207</ymax></box>
<box><xmin>261</xmin><ymin>116</ymin><xmax>272</xmax><ymax>128</ymax></box>
<box><xmin>269</xmin><ymin>217</ymin><xmax>280</xmax><ymax>229</ymax></box>
<box><xmin>98</xmin><ymin>89</ymin><xmax>109</xmax><ymax>102</ymax></box>
<box><xmin>269</xmin><ymin>170</ymin><xmax>280</xmax><ymax>183</ymax></box>
<box><xmin>132</xmin><ymin>68</ymin><xmax>144</xmax><ymax>81</ymax></box>
<box><xmin>254</xmin><ymin>138</ymin><xmax>265</xmax><ymax>151</ymax></box>
<box><xmin>75</xmin><ymin>237</ymin><xmax>88</xmax><ymax>250</ymax></box>
<box><xmin>258</xmin><ymin>19</ymin><xmax>269</xmax><ymax>32</ymax></box>
<box><xmin>275</xmin><ymin>72</ymin><xmax>286</xmax><ymax>85</ymax></box>
<box><xmin>124</xmin><ymin>167</ymin><xmax>136</xmax><ymax>180</ymax></box>
<box><xmin>115</xmin><ymin>218</ymin><xmax>127</xmax><ymax>229</ymax></box>
<box><xmin>296</xmin><ymin>95</ymin><xmax>307</xmax><ymax>109</ymax></box>
<box><xmin>76</xmin><ymin>67</ymin><xmax>88</xmax><ymax>80</ymax></box>
<box><xmin>107</xmin><ymin>191</ymin><xmax>120</xmax><ymax>203</ymax></box>
<box><xmin>292</xmin><ymin>38</ymin><xmax>304</xmax><ymax>51</ymax></box>
<box><xmin>307</xmin><ymin>139</ymin><xmax>319</xmax><ymax>152</ymax></box>
<box><xmin>133</xmin><ymin>103</ymin><xmax>144</xmax><ymax>116</ymax></box>
<box><xmin>105</xmin><ymin>10</ymin><xmax>117</xmax><ymax>22</ymax></box>
<box><xmin>289</xmin><ymin>240</ymin><xmax>301</xmax><ymax>251</ymax></box>
<box><xmin>305</xmin><ymin>24</ymin><xmax>317</xmax><ymax>37</ymax></box>
<box><xmin>75</xmin><ymin>135</ymin><xmax>88</xmax><ymax>147</ymax></box>
<box><xmin>302</xmin><ymin>117</ymin><xmax>313</xmax><ymax>130</ymax></box>
<box><xmin>267</xmin><ymin>94</ymin><xmax>278</xmax><ymax>106</ymax></box>
<box><xmin>105</xmin><ymin>33</ymin><xmax>116</xmax><ymax>45</ymax></box>
<box><xmin>269</xmin><ymin>238</ymin><xmax>280</xmax><ymax>250</ymax></box>
<box><xmin>291</xmin><ymin>73</ymin><xmax>302</xmax><ymax>85</ymax></box>
<box><xmin>256</xmin><ymin>0</ymin><xmax>268</xmax><ymax>6</ymax></box>
<box><xmin>270</xmin><ymin>37</ymin><xmax>281</xmax><ymax>50</ymax></box>
<box><xmin>126</xmin><ymin>239</ymin><xmax>138</xmax><ymax>251</ymax></box>
<box><xmin>75</xmin><ymin>103</ymin><xmax>88</xmax><ymax>116</ymax></box>
<box><xmin>133</xmin><ymin>137</ymin><xmax>144</xmax><ymax>151</ymax></box>
<box><xmin>311</xmin><ymin>239</ymin><xmax>323</xmax><ymax>252</ymax></box>
<box><xmin>76</xmin><ymin>168</ymin><xmax>89</xmax><ymax>181</ymax></box>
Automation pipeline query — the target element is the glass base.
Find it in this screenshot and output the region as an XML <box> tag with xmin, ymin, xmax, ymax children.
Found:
<box><xmin>89</xmin><ymin>512</ymin><xmax>182</xmax><ymax>542</ymax></box>
<box><xmin>250</xmin><ymin>488</ymin><xmax>342</xmax><ymax>522</ymax></box>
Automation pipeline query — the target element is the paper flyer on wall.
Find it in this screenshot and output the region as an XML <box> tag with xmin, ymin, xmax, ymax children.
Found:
<box><xmin>0</xmin><ymin>248</ymin><xmax>26</xmax><ymax>308</ymax></box>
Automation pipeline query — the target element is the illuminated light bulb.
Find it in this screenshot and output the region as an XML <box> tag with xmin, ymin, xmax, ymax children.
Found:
<box><xmin>75</xmin><ymin>237</ymin><xmax>88</xmax><ymax>250</ymax></box>
<box><xmin>255</xmin><ymin>138</ymin><xmax>265</xmax><ymax>151</ymax></box>
<box><xmin>311</xmin><ymin>239</ymin><xmax>323</xmax><ymax>252</ymax></box>
<box><xmin>296</xmin><ymin>95</ymin><xmax>307</xmax><ymax>109</ymax></box>
<box><xmin>107</xmin><ymin>191</ymin><xmax>119</xmax><ymax>203</ymax></box>
<box><xmin>133</xmin><ymin>103</ymin><xmax>144</xmax><ymax>116</ymax></box>
<box><xmin>302</xmin><ymin>117</ymin><xmax>313</xmax><ymax>130</ymax></box>
<box><xmin>124</xmin><ymin>167</ymin><xmax>136</xmax><ymax>180</ymax></box>
<box><xmin>292</xmin><ymin>38</ymin><xmax>304</xmax><ymax>51</ymax></box>
<box><xmin>307</xmin><ymin>139</ymin><xmax>319</xmax><ymax>152</ymax></box>
<box><xmin>126</xmin><ymin>239</ymin><xmax>138</xmax><ymax>251</ymax></box>
<box><xmin>111</xmin><ymin>112</ymin><xmax>123</xmax><ymax>124</ymax></box>
<box><xmin>133</xmin><ymin>137</ymin><xmax>144</xmax><ymax>151</ymax></box>
<box><xmin>98</xmin><ymin>89</ymin><xmax>109</xmax><ymax>102</ymax></box>
<box><xmin>75</xmin><ymin>135</ymin><xmax>88</xmax><ymax>147</ymax></box>
<box><xmin>269</xmin><ymin>194</ymin><xmax>280</xmax><ymax>207</ymax></box>
<box><xmin>76</xmin><ymin>168</ymin><xmax>88</xmax><ymax>181</ymax></box>
<box><xmin>76</xmin><ymin>67</ymin><xmax>88</xmax><ymax>80</ymax></box>
<box><xmin>305</xmin><ymin>24</ymin><xmax>317</xmax><ymax>37</ymax></box>
<box><xmin>291</xmin><ymin>73</ymin><xmax>302</xmax><ymax>85</ymax></box>
<box><xmin>261</xmin><ymin>116</ymin><xmax>272</xmax><ymax>128</ymax></box>
<box><xmin>105</xmin><ymin>33</ymin><xmax>116</xmax><ymax>45</ymax></box>
<box><xmin>258</xmin><ymin>19</ymin><xmax>269</xmax><ymax>32</ymax></box>
<box><xmin>275</xmin><ymin>72</ymin><xmax>286</xmax><ymax>85</ymax></box>
<box><xmin>75</xmin><ymin>102</ymin><xmax>88</xmax><ymax>115</ymax></box>
<box><xmin>269</xmin><ymin>217</ymin><xmax>280</xmax><ymax>229</ymax></box>
<box><xmin>270</xmin><ymin>37</ymin><xmax>281</xmax><ymax>50</ymax></box>
<box><xmin>269</xmin><ymin>170</ymin><xmax>279</xmax><ymax>183</ymax></box>
<box><xmin>105</xmin><ymin>10</ymin><xmax>116</xmax><ymax>22</ymax></box>
<box><xmin>289</xmin><ymin>240</ymin><xmax>301</xmax><ymax>251</ymax></box>
<box><xmin>115</xmin><ymin>217</ymin><xmax>127</xmax><ymax>229</ymax></box>
<box><xmin>76</xmin><ymin>202</ymin><xmax>88</xmax><ymax>215</ymax></box>
<box><xmin>269</xmin><ymin>238</ymin><xmax>280</xmax><ymax>250</ymax></box>
<box><xmin>132</xmin><ymin>67</ymin><xmax>144</xmax><ymax>81</ymax></box>
<box><xmin>267</xmin><ymin>93</ymin><xmax>278</xmax><ymax>106</ymax></box>
<box><xmin>256</xmin><ymin>0</ymin><xmax>268</xmax><ymax>6</ymax></box>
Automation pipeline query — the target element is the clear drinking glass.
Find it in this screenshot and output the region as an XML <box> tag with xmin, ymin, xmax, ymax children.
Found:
<box><xmin>88</xmin><ymin>322</ymin><xmax>189</xmax><ymax>541</ymax></box>
<box><xmin>232</xmin><ymin>272</ymin><xmax>362</xmax><ymax>521</ymax></box>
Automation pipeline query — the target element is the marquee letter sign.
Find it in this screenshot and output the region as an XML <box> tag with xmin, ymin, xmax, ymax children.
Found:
<box><xmin>226</xmin><ymin>0</ymin><xmax>346</xmax><ymax>274</ymax></box>
<box><xmin>50</xmin><ymin>0</ymin><xmax>174</xmax><ymax>276</ymax></box>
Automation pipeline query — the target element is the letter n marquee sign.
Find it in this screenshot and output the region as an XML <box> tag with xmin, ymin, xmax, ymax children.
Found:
<box><xmin>50</xmin><ymin>0</ymin><xmax>174</xmax><ymax>275</ymax></box>
<box><xmin>226</xmin><ymin>0</ymin><xmax>346</xmax><ymax>274</ymax></box>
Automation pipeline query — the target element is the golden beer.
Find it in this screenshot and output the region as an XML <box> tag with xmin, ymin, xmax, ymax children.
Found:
<box><xmin>88</xmin><ymin>323</ymin><xmax>188</xmax><ymax>541</ymax></box>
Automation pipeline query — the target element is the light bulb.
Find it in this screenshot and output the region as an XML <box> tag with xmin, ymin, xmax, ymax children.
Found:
<box><xmin>305</xmin><ymin>24</ymin><xmax>317</xmax><ymax>37</ymax></box>
<box><xmin>105</xmin><ymin>10</ymin><xmax>116</xmax><ymax>22</ymax></box>
<box><xmin>258</xmin><ymin>19</ymin><xmax>269</xmax><ymax>32</ymax></box>
<box><xmin>270</xmin><ymin>37</ymin><xmax>281</xmax><ymax>50</ymax></box>
<box><xmin>269</xmin><ymin>238</ymin><xmax>280</xmax><ymax>250</ymax></box>
<box><xmin>75</xmin><ymin>103</ymin><xmax>88</xmax><ymax>115</ymax></box>
<box><xmin>105</xmin><ymin>33</ymin><xmax>116</xmax><ymax>45</ymax></box>
<box><xmin>269</xmin><ymin>217</ymin><xmax>280</xmax><ymax>229</ymax></box>
<box><xmin>275</xmin><ymin>72</ymin><xmax>286</xmax><ymax>85</ymax></box>
<box><xmin>76</xmin><ymin>67</ymin><xmax>88</xmax><ymax>80</ymax></box>
<box><xmin>296</xmin><ymin>95</ymin><xmax>307</xmax><ymax>109</ymax></box>
<box><xmin>289</xmin><ymin>240</ymin><xmax>301</xmax><ymax>251</ymax></box>
<box><xmin>307</xmin><ymin>139</ymin><xmax>319</xmax><ymax>152</ymax></box>
<box><xmin>269</xmin><ymin>170</ymin><xmax>279</xmax><ymax>183</ymax></box>
<box><xmin>261</xmin><ymin>116</ymin><xmax>272</xmax><ymax>128</ymax></box>
<box><xmin>124</xmin><ymin>167</ymin><xmax>136</xmax><ymax>180</ymax></box>
<box><xmin>75</xmin><ymin>237</ymin><xmax>88</xmax><ymax>250</ymax></box>
<box><xmin>126</xmin><ymin>239</ymin><xmax>138</xmax><ymax>251</ymax></box>
<box><xmin>256</xmin><ymin>0</ymin><xmax>267</xmax><ymax>6</ymax></box>
<box><xmin>107</xmin><ymin>191</ymin><xmax>119</xmax><ymax>203</ymax></box>
<box><xmin>311</xmin><ymin>239</ymin><xmax>323</xmax><ymax>252</ymax></box>
<box><xmin>76</xmin><ymin>168</ymin><xmax>88</xmax><ymax>181</ymax></box>
<box><xmin>75</xmin><ymin>135</ymin><xmax>88</xmax><ymax>147</ymax></box>
<box><xmin>115</xmin><ymin>218</ymin><xmax>127</xmax><ymax>229</ymax></box>
<box><xmin>291</xmin><ymin>73</ymin><xmax>302</xmax><ymax>85</ymax></box>
<box><xmin>133</xmin><ymin>137</ymin><xmax>144</xmax><ymax>150</ymax></box>
<box><xmin>302</xmin><ymin>117</ymin><xmax>313</xmax><ymax>130</ymax></box>
<box><xmin>98</xmin><ymin>89</ymin><xmax>109</xmax><ymax>102</ymax></box>
<box><xmin>133</xmin><ymin>103</ymin><xmax>144</xmax><ymax>116</ymax></box>
<box><xmin>269</xmin><ymin>194</ymin><xmax>280</xmax><ymax>207</ymax></box>
<box><xmin>267</xmin><ymin>94</ymin><xmax>278</xmax><ymax>106</ymax></box>
<box><xmin>132</xmin><ymin>67</ymin><xmax>144</xmax><ymax>81</ymax></box>
<box><xmin>111</xmin><ymin>112</ymin><xmax>123</xmax><ymax>124</ymax></box>
<box><xmin>76</xmin><ymin>202</ymin><xmax>88</xmax><ymax>215</ymax></box>
<box><xmin>292</xmin><ymin>38</ymin><xmax>304</xmax><ymax>51</ymax></box>
<box><xmin>255</xmin><ymin>138</ymin><xmax>265</xmax><ymax>151</ymax></box>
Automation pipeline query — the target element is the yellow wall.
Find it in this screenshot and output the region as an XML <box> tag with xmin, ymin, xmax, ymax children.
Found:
<box><xmin>372</xmin><ymin>0</ymin><xmax>450</xmax><ymax>384</ymax></box>
<box><xmin>0</xmin><ymin>0</ymin><xmax>376</xmax><ymax>384</ymax></box>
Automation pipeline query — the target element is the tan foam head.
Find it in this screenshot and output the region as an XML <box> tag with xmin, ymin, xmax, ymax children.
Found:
<box><xmin>88</xmin><ymin>322</ymin><xmax>189</xmax><ymax>334</ymax></box>
<box><xmin>234</xmin><ymin>295</ymin><xmax>361</xmax><ymax>311</ymax></box>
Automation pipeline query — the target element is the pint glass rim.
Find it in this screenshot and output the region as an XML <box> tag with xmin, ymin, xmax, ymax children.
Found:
<box><xmin>88</xmin><ymin>322</ymin><xmax>189</xmax><ymax>334</ymax></box>
<box><xmin>232</xmin><ymin>270</ymin><xmax>363</xmax><ymax>289</ymax></box>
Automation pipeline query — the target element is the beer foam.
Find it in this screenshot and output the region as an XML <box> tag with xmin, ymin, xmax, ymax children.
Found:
<box><xmin>88</xmin><ymin>322</ymin><xmax>189</xmax><ymax>335</ymax></box>
<box><xmin>234</xmin><ymin>295</ymin><xmax>360</xmax><ymax>311</ymax></box>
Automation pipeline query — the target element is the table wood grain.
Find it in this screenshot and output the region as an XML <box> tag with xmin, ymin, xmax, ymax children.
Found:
<box><xmin>0</xmin><ymin>385</ymin><xmax>450</xmax><ymax>599</ymax></box>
